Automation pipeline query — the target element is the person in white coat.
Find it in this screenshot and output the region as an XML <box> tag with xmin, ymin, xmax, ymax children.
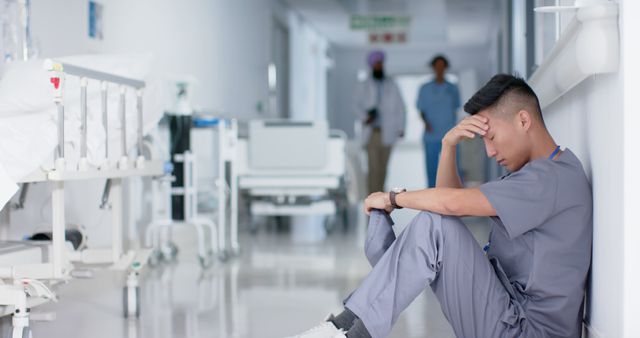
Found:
<box><xmin>355</xmin><ymin>50</ymin><xmax>406</xmax><ymax>195</ymax></box>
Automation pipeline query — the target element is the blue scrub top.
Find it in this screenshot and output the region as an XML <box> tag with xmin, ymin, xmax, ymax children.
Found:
<box><xmin>416</xmin><ymin>80</ymin><xmax>460</xmax><ymax>142</ymax></box>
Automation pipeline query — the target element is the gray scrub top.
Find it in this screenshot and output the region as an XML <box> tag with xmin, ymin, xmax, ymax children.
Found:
<box><xmin>479</xmin><ymin>148</ymin><xmax>592</xmax><ymax>338</ymax></box>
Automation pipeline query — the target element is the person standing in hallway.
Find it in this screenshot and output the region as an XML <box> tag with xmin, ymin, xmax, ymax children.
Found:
<box><xmin>417</xmin><ymin>55</ymin><xmax>461</xmax><ymax>187</ymax></box>
<box><xmin>355</xmin><ymin>50</ymin><xmax>406</xmax><ymax>195</ymax></box>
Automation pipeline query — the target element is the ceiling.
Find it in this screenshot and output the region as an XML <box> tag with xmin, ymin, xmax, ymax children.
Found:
<box><xmin>282</xmin><ymin>0</ymin><xmax>502</xmax><ymax>48</ymax></box>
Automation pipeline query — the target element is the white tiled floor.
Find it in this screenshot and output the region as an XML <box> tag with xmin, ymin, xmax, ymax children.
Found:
<box><xmin>3</xmin><ymin>211</ymin><xmax>490</xmax><ymax>338</ymax></box>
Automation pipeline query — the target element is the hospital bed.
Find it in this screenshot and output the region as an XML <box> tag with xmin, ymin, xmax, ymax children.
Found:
<box><xmin>236</xmin><ymin>120</ymin><xmax>346</xmax><ymax>230</ymax></box>
<box><xmin>0</xmin><ymin>55</ymin><xmax>166</xmax><ymax>338</ymax></box>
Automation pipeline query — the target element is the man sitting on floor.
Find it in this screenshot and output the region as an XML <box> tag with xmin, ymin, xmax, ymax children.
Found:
<box><xmin>287</xmin><ymin>74</ymin><xmax>593</xmax><ymax>338</ymax></box>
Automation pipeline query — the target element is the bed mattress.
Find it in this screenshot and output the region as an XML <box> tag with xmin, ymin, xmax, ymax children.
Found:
<box><xmin>0</xmin><ymin>53</ymin><xmax>166</xmax><ymax>209</ymax></box>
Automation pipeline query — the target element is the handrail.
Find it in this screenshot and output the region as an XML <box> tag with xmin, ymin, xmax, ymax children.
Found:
<box><xmin>529</xmin><ymin>3</ymin><xmax>618</xmax><ymax>109</ymax></box>
<box><xmin>43</xmin><ymin>59</ymin><xmax>146</xmax><ymax>170</ymax></box>
<box><xmin>50</xmin><ymin>61</ymin><xmax>145</xmax><ymax>89</ymax></box>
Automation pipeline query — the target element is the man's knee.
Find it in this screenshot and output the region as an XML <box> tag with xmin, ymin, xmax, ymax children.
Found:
<box><xmin>409</xmin><ymin>211</ymin><xmax>443</xmax><ymax>229</ymax></box>
<box><xmin>399</xmin><ymin>211</ymin><xmax>444</xmax><ymax>242</ymax></box>
<box><xmin>403</xmin><ymin>211</ymin><xmax>466</xmax><ymax>244</ymax></box>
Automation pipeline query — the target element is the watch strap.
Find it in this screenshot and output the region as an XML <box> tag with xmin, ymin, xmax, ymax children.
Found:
<box><xmin>390</xmin><ymin>190</ymin><xmax>405</xmax><ymax>209</ymax></box>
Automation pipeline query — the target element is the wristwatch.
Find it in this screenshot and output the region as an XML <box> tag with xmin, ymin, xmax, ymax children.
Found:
<box><xmin>389</xmin><ymin>188</ymin><xmax>407</xmax><ymax>209</ymax></box>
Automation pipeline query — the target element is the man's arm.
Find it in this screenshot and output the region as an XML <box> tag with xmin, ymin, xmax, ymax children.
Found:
<box><xmin>397</xmin><ymin>188</ymin><xmax>495</xmax><ymax>216</ymax></box>
<box><xmin>436</xmin><ymin>115</ymin><xmax>489</xmax><ymax>188</ymax></box>
<box><xmin>436</xmin><ymin>143</ymin><xmax>462</xmax><ymax>188</ymax></box>
<box><xmin>364</xmin><ymin>188</ymin><xmax>496</xmax><ymax>217</ymax></box>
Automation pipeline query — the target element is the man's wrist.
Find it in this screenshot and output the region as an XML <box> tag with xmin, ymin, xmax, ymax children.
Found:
<box><xmin>384</xmin><ymin>192</ymin><xmax>392</xmax><ymax>209</ymax></box>
<box><xmin>441</xmin><ymin>139</ymin><xmax>457</xmax><ymax>149</ymax></box>
<box><xmin>389</xmin><ymin>188</ymin><xmax>407</xmax><ymax>209</ymax></box>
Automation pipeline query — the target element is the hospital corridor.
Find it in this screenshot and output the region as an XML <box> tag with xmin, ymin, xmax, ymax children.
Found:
<box><xmin>0</xmin><ymin>0</ymin><xmax>639</xmax><ymax>337</ymax></box>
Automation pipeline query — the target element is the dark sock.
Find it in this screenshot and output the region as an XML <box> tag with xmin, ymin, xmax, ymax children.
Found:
<box><xmin>346</xmin><ymin>319</ymin><xmax>372</xmax><ymax>338</ymax></box>
<box><xmin>329</xmin><ymin>307</ymin><xmax>358</xmax><ymax>331</ymax></box>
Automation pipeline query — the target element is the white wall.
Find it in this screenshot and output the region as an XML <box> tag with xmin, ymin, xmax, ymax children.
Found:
<box><xmin>30</xmin><ymin>0</ymin><xmax>276</xmax><ymax>117</ymax></box>
<box><xmin>540</xmin><ymin>1</ymin><xmax>640</xmax><ymax>336</ymax></box>
<box><xmin>544</xmin><ymin>74</ymin><xmax>622</xmax><ymax>338</ymax></box>
<box><xmin>621</xmin><ymin>1</ymin><xmax>640</xmax><ymax>336</ymax></box>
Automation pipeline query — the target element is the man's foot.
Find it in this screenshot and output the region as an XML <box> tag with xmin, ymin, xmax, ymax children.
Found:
<box><xmin>327</xmin><ymin>308</ymin><xmax>358</xmax><ymax>331</ymax></box>
<box><xmin>284</xmin><ymin>320</ymin><xmax>346</xmax><ymax>338</ymax></box>
<box><xmin>344</xmin><ymin>319</ymin><xmax>372</xmax><ymax>338</ymax></box>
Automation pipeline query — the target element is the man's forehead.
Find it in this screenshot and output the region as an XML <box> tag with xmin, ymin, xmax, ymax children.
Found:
<box><xmin>471</xmin><ymin>111</ymin><xmax>489</xmax><ymax>139</ymax></box>
<box><xmin>477</xmin><ymin>110</ymin><xmax>493</xmax><ymax>125</ymax></box>
<box><xmin>477</xmin><ymin>110</ymin><xmax>490</xmax><ymax>119</ymax></box>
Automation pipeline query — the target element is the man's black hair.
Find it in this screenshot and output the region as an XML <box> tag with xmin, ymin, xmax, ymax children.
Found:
<box><xmin>463</xmin><ymin>74</ymin><xmax>543</xmax><ymax>121</ymax></box>
<box><xmin>430</xmin><ymin>55</ymin><xmax>449</xmax><ymax>68</ymax></box>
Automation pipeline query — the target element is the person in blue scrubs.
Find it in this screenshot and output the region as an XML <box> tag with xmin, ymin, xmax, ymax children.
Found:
<box><xmin>416</xmin><ymin>55</ymin><xmax>460</xmax><ymax>187</ymax></box>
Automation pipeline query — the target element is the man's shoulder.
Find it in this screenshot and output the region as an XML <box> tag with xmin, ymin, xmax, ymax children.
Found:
<box><xmin>505</xmin><ymin>159</ymin><xmax>556</xmax><ymax>180</ymax></box>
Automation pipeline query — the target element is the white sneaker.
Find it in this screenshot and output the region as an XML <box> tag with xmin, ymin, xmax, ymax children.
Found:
<box><xmin>284</xmin><ymin>321</ymin><xmax>346</xmax><ymax>338</ymax></box>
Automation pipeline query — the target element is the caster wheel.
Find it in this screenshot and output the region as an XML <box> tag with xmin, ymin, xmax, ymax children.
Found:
<box><xmin>230</xmin><ymin>247</ymin><xmax>241</xmax><ymax>257</ymax></box>
<box><xmin>324</xmin><ymin>216</ymin><xmax>336</xmax><ymax>234</ymax></box>
<box><xmin>148</xmin><ymin>249</ymin><xmax>162</xmax><ymax>267</ymax></box>
<box><xmin>160</xmin><ymin>242</ymin><xmax>179</xmax><ymax>262</ymax></box>
<box><xmin>123</xmin><ymin>286</ymin><xmax>141</xmax><ymax>318</ymax></box>
<box><xmin>218</xmin><ymin>250</ymin><xmax>229</xmax><ymax>262</ymax></box>
<box><xmin>249</xmin><ymin>224</ymin><xmax>258</xmax><ymax>235</ymax></box>
<box><xmin>198</xmin><ymin>255</ymin><xmax>213</xmax><ymax>269</ymax></box>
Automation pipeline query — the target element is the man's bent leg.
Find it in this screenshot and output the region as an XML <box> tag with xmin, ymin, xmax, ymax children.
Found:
<box><xmin>430</xmin><ymin>217</ymin><xmax>523</xmax><ymax>337</ymax></box>
<box><xmin>342</xmin><ymin>210</ymin><xmax>396</xmax><ymax>307</ymax></box>
<box><xmin>345</xmin><ymin>211</ymin><xmax>445</xmax><ymax>337</ymax></box>
<box><xmin>364</xmin><ymin>210</ymin><xmax>396</xmax><ymax>267</ymax></box>
<box><xmin>345</xmin><ymin>212</ymin><xmax>522</xmax><ymax>338</ymax></box>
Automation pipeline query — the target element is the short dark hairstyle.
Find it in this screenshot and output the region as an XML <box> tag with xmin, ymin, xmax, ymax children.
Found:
<box><xmin>463</xmin><ymin>74</ymin><xmax>543</xmax><ymax>121</ymax></box>
<box><xmin>430</xmin><ymin>55</ymin><xmax>449</xmax><ymax>68</ymax></box>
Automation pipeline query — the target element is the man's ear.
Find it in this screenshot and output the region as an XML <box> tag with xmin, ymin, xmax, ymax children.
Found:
<box><xmin>517</xmin><ymin>110</ymin><xmax>532</xmax><ymax>132</ymax></box>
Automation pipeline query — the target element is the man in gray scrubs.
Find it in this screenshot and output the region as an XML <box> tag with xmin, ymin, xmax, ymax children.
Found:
<box><xmin>287</xmin><ymin>74</ymin><xmax>592</xmax><ymax>338</ymax></box>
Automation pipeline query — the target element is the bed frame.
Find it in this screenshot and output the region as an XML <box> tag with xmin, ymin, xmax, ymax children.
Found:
<box><xmin>0</xmin><ymin>59</ymin><xmax>165</xmax><ymax>338</ymax></box>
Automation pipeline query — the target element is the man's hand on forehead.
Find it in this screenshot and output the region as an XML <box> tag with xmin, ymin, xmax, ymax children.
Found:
<box><xmin>442</xmin><ymin>115</ymin><xmax>489</xmax><ymax>147</ymax></box>
<box><xmin>472</xmin><ymin>115</ymin><xmax>490</xmax><ymax>136</ymax></box>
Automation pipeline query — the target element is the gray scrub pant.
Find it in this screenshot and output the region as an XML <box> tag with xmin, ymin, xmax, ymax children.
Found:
<box><xmin>344</xmin><ymin>210</ymin><xmax>526</xmax><ymax>338</ymax></box>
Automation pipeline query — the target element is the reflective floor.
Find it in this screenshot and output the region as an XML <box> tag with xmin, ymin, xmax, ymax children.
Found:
<box><xmin>5</xmin><ymin>210</ymin><xmax>490</xmax><ymax>338</ymax></box>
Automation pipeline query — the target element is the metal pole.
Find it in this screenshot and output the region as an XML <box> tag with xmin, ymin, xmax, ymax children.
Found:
<box><xmin>56</xmin><ymin>102</ymin><xmax>65</xmax><ymax>159</ymax></box>
<box><xmin>99</xmin><ymin>179</ymin><xmax>112</xmax><ymax>210</ymax></box>
<box><xmin>111</xmin><ymin>178</ymin><xmax>123</xmax><ymax>262</ymax></box>
<box><xmin>218</xmin><ymin>124</ymin><xmax>226</xmax><ymax>258</ymax></box>
<box><xmin>137</xmin><ymin>90</ymin><xmax>144</xmax><ymax>158</ymax></box>
<box><xmin>119</xmin><ymin>86</ymin><xmax>127</xmax><ymax>158</ymax></box>
<box><xmin>80</xmin><ymin>77</ymin><xmax>88</xmax><ymax>160</ymax></box>
<box><xmin>229</xmin><ymin>120</ymin><xmax>239</xmax><ymax>253</ymax></box>
<box><xmin>52</xmin><ymin>181</ymin><xmax>66</xmax><ymax>278</ymax></box>
<box><xmin>101</xmin><ymin>82</ymin><xmax>109</xmax><ymax>161</ymax></box>
<box><xmin>19</xmin><ymin>0</ymin><xmax>32</xmax><ymax>61</ymax></box>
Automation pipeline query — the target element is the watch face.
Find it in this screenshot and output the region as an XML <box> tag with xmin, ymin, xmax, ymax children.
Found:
<box><xmin>392</xmin><ymin>187</ymin><xmax>406</xmax><ymax>193</ymax></box>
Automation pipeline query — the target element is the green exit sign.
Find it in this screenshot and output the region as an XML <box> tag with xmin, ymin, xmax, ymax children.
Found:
<box><xmin>350</xmin><ymin>15</ymin><xmax>411</xmax><ymax>30</ymax></box>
